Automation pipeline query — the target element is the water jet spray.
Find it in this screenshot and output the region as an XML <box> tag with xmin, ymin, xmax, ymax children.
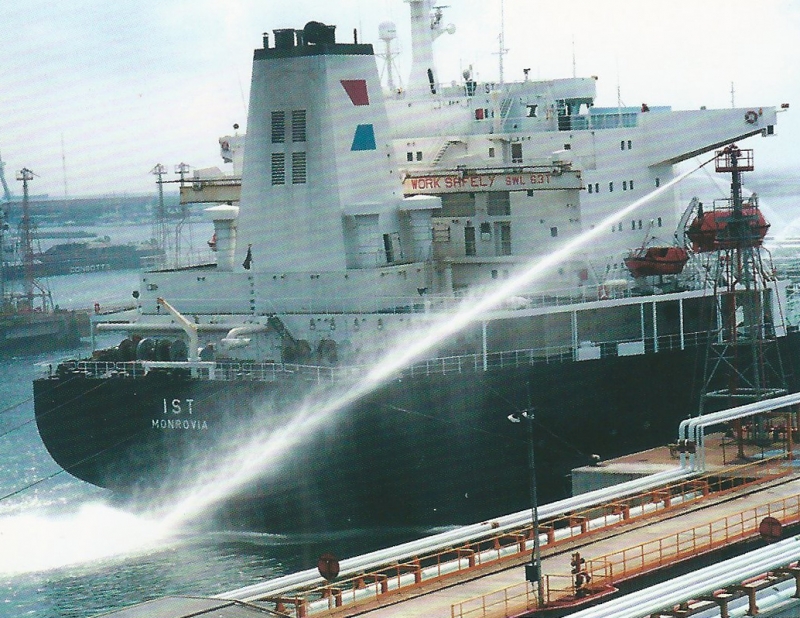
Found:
<box><xmin>150</xmin><ymin>157</ymin><xmax>715</xmax><ymax>529</ymax></box>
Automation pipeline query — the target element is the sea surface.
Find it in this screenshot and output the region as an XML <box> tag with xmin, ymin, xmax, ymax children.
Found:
<box><xmin>2</xmin><ymin>185</ymin><xmax>800</xmax><ymax>618</ymax></box>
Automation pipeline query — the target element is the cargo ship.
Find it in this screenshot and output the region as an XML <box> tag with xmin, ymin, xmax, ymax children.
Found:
<box><xmin>32</xmin><ymin>3</ymin><xmax>799</xmax><ymax>531</ymax></box>
<box><xmin>2</xmin><ymin>239</ymin><xmax>160</xmax><ymax>280</ymax></box>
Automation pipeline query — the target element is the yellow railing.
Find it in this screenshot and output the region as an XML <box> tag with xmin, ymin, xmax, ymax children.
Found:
<box><xmin>588</xmin><ymin>491</ymin><xmax>800</xmax><ymax>583</ymax></box>
<box><xmin>449</xmin><ymin>456</ymin><xmax>792</xmax><ymax>618</ymax></box>
<box><xmin>451</xmin><ymin>582</ymin><xmax>534</xmax><ymax>618</ymax></box>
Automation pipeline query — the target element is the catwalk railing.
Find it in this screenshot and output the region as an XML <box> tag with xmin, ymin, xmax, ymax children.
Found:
<box><xmin>41</xmin><ymin>329</ymin><xmax>712</xmax><ymax>382</ymax></box>
<box><xmin>450</xmin><ymin>456</ymin><xmax>793</xmax><ymax>618</ymax></box>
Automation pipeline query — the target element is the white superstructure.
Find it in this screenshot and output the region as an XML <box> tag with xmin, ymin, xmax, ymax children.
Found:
<box><xmin>115</xmin><ymin>4</ymin><xmax>786</xmax><ymax>367</ymax></box>
<box><xmin>387</xmin><ymin>0</ymin><xmax>780</xmax><ymax>282</ymax></box>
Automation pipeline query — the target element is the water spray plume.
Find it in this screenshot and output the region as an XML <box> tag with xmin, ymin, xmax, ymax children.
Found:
<box><xmin>0</xmin><ymin>501</ymin><xmax>174</xmax><ymax>575</ymax></box>
<box><xmin>150</xmin><ymin>157</ymin><xmax>714</xmax><ymax>528</ymax></box>
<box><xmin>0</xmin><ymin>159</ymin><xmax>710</xmax><ymax>571</ymax></box>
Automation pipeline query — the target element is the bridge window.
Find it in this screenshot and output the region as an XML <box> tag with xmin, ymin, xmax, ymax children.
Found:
<box><xmin>631</xmin><ymin>220</ymin><xmax>636</xmax><ymax>231</ymax></box>
<box><xmin>550</xmin><ymin>226</ymin><xmax>558</xmax><ymax>237</ymax></box>
<box><xmin>416</xmin><ymin>151</ymin><xmax>423</xmax><ymax>161</ymax></box>
<box><xmin>627</xmin><ymin>140</ymin><xmax>632</xmax><ymax>149</ymax></box>
<box><xmin>623</xmin><ymin>181</ymin><xmax>628</xmax><ymax>191</ymax></box>
<box><xmin>595</xmin><ymin>183</ymin><xmax>600</xmax><ymax>193</ymax></box>
<box><xmin>440</xmin><ymin>193</ymin><xmax>476</xmax><ymax>217</ymax></box>
<box><xmin>657</xmin><ymin>217</ymin><xmax>663</xmax><ymax>227</ymax></box>
<box><xmin>609</xmin><ymin>182</ymin><xmax>614</xmax><ymax>192</ymax></box>
<box><xmin>406</xmin><ymin>152</ymin><xmax>413</xmax><ymax>162</ymax></box>
<box><xmin>588</xmin><ymin>184</ymin><xmax>593</xmax><ymax>194</ymax></box>
<box><xmin>511</xmin><ymin>143</ymin><xmax>523</xmax><ymax>163</ymax></box>
<box><xmin>630</xmin><ymin>179</ymin><xmax>634</xmax><ymax>190</ymax></box>
<box><xmin>655</xmin><ymin>177</ymin><xmax>660</xmax><ymax>187</ymax></box>
<box><xmin>620</xmin><ymin>140</ymin><xmax>625</xmax><ymax>150</ymax></box>
<box><xmin>489</xmin><ymin>147</ymin><xmax>495</xmax><ymax>158</ymax></box>
<box><xmin>487</xmin><ymin>192</ymin><xmax>511</xmax><ymax>216</ymax></box>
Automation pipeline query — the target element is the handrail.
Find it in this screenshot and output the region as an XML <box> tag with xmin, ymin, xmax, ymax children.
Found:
<box><xmin>42</xmin><ymin>329</ymin><xmax>714</xmax><ymax>382</ymax></box>
<box><xmin>449</xmin><ymin>456</ymin><xmax>791</xmax><ymax>618</ymax></box>
<box><xmin>588</xmin><ymin>484</ymin><xmax>800</xmax><ymax>585</ymax></box>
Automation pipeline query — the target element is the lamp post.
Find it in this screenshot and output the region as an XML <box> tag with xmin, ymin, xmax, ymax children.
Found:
<box><xmin>508</xmin><ymin>407</ymin><xmax>545</xmax><ymax>608</ymax></box>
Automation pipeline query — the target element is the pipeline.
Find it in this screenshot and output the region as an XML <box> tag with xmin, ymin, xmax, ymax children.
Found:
<box><xmin>678</xmin><ymin>392</ymin><xmax>800</xmax><ymax>471</ymax></box>
<box><xmin>568</xmin><ymin>535</ymin><xmax>800</xmax><ymax>618</ymax></box>
<box><xmin>220</xmin><ymin>467</ymin><xmax>690</xmax><ymax>602</ymax></box>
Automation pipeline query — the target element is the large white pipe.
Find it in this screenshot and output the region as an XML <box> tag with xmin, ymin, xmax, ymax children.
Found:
<box><xmin>568</xmin><ymin>536</ymin><xmax>800</xmax><ymax>618</ymax></box>
<box><xmin>222</xmin><ymin>467</ymin><xmax>689</xmax><ymax>601</ymax></box>
<box><xmin>678</xmin><ymin>392</ymin><xmax>800</xmax><ymax>471</ymax></box>
<box><xmin>95</xmin><ymin>323</ymin><xmax>251</xmax><ymax>333</ymax></box>
<box><xmin>220</xmin><ymin>325</ymin><xmax>271</xmax><ymax>350</ymax></box>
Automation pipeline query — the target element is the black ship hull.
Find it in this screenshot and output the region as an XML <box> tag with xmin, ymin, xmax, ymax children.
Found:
<box><xmin>33</xmin><ymin>330</ymin><xmax>800</xmax><ymax>532</ymax></box>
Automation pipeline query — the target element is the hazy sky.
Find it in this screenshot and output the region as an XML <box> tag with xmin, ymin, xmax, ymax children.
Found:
<box><xmin>1</xmin><ymin>0</ymin><xmax>798</xmax><ymax>197</ymax></box>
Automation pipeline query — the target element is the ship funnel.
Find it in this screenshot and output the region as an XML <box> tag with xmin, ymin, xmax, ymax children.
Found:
<box><xmin>204</xmin><ymin>204</ymin><xmax>239</xmax><ymax>271</ymax></box>
<box><xmin>273</xmin><ymin>28</ymin><xmax>295</xmax><ymax>50</ymax></box>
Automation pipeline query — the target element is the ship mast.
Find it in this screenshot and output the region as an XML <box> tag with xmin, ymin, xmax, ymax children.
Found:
<box><xmin>0</xmin><ymin>151</ymin><xmax>9</xmax><ymax>306</ymax></box>
<box><xmin>151</xmin><ymin>163</ymin><xmax>168</xmax><ymax>266</ymax></box>
<box><xmin>18</xmin><ymin>168</ymin><xmax>36</xmax><ymax>310</ymax></box>
<box><xmin>404</xmin><ymin>0</ymin><xmax>454</xmax><ymax>97</ymax></box>
<box><xmin>14</xmin><ymin>168</ymin><xmax>53</xmax><ymax>313</ymax></box>
<box><xmin>695</xmin><ymin>146</ymin><xmax>787</xmax><ymax>452</ymax></box>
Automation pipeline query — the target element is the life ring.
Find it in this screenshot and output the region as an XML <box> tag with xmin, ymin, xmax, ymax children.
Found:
<box><xmin>744</xmin><ymin>110</ymin><xmax>758</xmax><ymax>124</ymax></box>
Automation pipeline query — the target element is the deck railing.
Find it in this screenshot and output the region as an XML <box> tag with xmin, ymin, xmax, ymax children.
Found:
<box><xmin>46</xmin><ymin>332</ymin><xmax>709</xmax><ymax>384</ymax></box>
<box><xmin>44</xmin><ymin>328</ymin><xmax>714</xmax><ymax>382</ymax></box>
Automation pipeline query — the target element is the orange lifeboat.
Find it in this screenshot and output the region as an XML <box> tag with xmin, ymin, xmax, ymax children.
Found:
<box><xmin>624</xmin><ymin>246</ymin><xmax>689</xmax><ymax>278</ymax></box>
<box><xmin>686</xmin><ymin>204</ymin><xmax>769</xmax><ymax>253</ymax></box>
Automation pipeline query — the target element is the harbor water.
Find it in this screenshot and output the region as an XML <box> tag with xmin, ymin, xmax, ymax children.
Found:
<box><xmin>2</xmin><ymin>185</ymin><xmax>800</xmax><ymax>618</ymax></box>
